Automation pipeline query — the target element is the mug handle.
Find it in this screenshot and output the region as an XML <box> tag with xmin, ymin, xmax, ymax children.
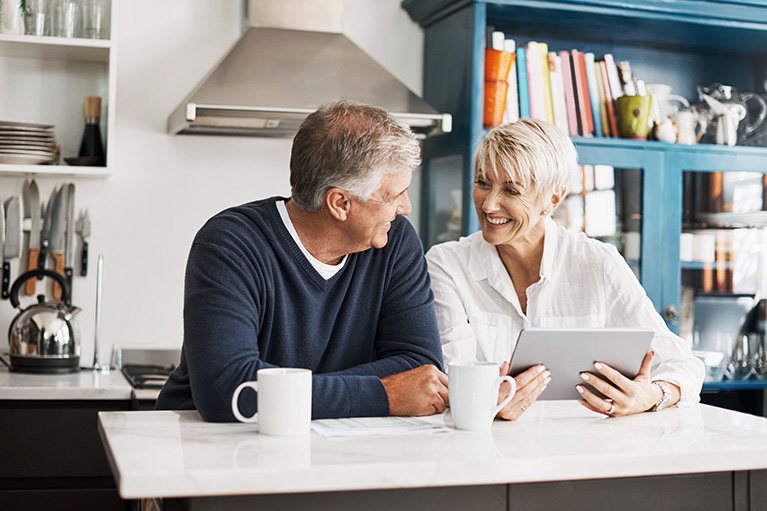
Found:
<box><xmin>231</xmin><ymin>381</ymin><xmax>259</xmax><ymax>423</ymax></box>
<box><xmin>492</xmin><ymin>375</ymin><xmax>517</xmax><ymax>418</ymax></box>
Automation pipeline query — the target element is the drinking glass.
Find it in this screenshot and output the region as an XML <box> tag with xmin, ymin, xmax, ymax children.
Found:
<box><xmin>52</xmin><ymin>0</ymin><xmax>77</xmax><ymax>38</ymax></box>
<box><xmin>23</xmin><ymin>0</ymin><xmax>48</xmax><ymax>36</ymax></box>
<box><xmin>78</xmin><ymin>0</ymin><xmax>109</xmax><ymax>39</ymax></box>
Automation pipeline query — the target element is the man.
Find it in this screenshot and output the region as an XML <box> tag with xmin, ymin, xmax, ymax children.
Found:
<box><xmin>157</xmin><ymin>100</ymin><xmax>448</xmax><ymax>421</ymax></box>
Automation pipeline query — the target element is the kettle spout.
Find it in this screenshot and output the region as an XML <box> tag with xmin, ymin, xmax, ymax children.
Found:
<box><xmin>63</xmin><ymin>305</ymin><xmax>82</xmax><ymax>320</ymax></box>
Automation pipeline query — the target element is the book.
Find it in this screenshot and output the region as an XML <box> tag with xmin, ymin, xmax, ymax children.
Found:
<box><xmin>548</xmin><ymin>52</ymin><xmax>569</xmax><ymax>134</ymax></box>
<box><xmin>525</xmin><ymin>41</ymin><xmax>545</xmax><ymax>121</ymax></box>
<box><xmin>516</xmin><ymin>47</ymin><xmax>530</xmax><ymax>119</ymax></box>
<box><xmin>583</xmin><ymin>52</ymin><xmax>603</xmax><ymax>138</ymax></box>
<box><xmin>598</xmin><ymin>60</ymin><xmax>619</xmax><ymax>138</ymax></box>
<box><xmin>559</xmin><ymin>50</ymin><xmax>579</xmax><ymax>136</ymax></box>
<box><xmin>570</xmin><ymin>49</ymin><xmax>592</xmax><ymax>136</ymax></box>
<box><xmin>575</xmin><ymin>50</ymin><xmax>594</xmax><ymax>136</ymax></box>
<box><xmin>594</xmin><ymin>57</ymin><xmax>611</xmax><ymax>137</ymax></box>
<box><xmin>602</xmin><ymin>53</ymin><xmax>624</xmax><ymax>100</ymax></box>
<box><xmin>504</xmin><ymin>39</ymin><xmax>519</xmax><ymax>122</ymax></box>
<box><xmin>538</xmin><ymin>41</ymin><xmax>555</xmax><ymax>125</ymax></box>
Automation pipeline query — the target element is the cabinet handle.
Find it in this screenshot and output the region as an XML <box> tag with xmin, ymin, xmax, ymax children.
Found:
<box><xmin>663</xmin><ymin>304</ymin><xmax>680</xmax><ymax>326</ymax></box>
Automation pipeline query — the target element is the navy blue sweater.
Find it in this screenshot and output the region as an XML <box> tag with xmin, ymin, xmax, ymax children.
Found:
<box><xmin>156</xmin><ymin>197</ymin><xmax>443</xmax><ymax>421</ymax></box>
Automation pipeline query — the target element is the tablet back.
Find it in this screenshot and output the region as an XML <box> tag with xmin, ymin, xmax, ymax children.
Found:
<box><xmin>508</xmin><ymin>328</ymin><xmax>654</xmax><ymax>400</ymax></box>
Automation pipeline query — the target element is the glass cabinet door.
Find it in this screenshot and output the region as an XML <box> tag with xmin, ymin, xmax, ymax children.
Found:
<box><xmin>554</xmin><ymin>165</ymin><xmax>643</xmax><ymax>280</ymax></box>
<box><xmin>680</xmin><ymin>170</ymin><xmax>767</xmax><ymax>384</ymax></box>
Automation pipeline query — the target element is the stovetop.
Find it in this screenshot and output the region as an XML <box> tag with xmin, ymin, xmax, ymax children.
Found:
<box><xmin>121</xmin><ymin>364</ymin><xmax>175</xmax><ymax>390</ymax></box>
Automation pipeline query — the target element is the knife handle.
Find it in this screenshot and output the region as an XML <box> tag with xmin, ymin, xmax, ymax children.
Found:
<box><xmin>64</xmin><ymin>267</ymin><xmax>73</xmax><ymax>305</ymax></box>
<box><xmin>80</xmin><ymin>240</ymin><xmax>88</xmax><ymax>277</ymax></box>
<box><xmin>38</xmin><ymin>243</ymin><xmax>48</xmax><ymax>279</ymax></box>
<box><xmin>26</xmin><ymin>249</ymin><xmax>39</xmax><ymax>295</ymax></box>
<box><xmin>1</xmin><ymin>262</ymin><xmax>9</xmax><ymax>300</ymax></box>
<box><xmin>52</xmin><ymin>253</ymin><xmax>65</xmax><ymax>300</ymax></box>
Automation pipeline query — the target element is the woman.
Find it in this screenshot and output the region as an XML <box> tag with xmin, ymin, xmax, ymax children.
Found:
<box><xmin>426</xmin><ymin>119</ymin><xmax>704</xmax><ymax>420</ymax></box>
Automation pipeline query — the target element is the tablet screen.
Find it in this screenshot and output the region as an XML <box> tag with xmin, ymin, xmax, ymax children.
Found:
<box><xmin>508</xmin><ymin>328</ymin><xmax>654</xmax><ymax>400</ymax></box>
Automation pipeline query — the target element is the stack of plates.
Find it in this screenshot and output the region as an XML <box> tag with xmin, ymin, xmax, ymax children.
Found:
<box><xmin>0</xmin><ymin>120</ymin><xmax>58</xmax><ymax>165</ymax></box>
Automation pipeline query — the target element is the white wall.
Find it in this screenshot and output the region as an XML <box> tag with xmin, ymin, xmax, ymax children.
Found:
<box><xmin>0</xmin><ymin>0</ymin><xmax>425</xmax><ymax>364</ymax></box>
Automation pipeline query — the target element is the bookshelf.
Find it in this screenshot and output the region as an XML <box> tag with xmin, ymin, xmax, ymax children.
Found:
<box><xmin>404</xmin><ymin>0</ymin><xmax>767</xmax><ymax>400</ymax></box>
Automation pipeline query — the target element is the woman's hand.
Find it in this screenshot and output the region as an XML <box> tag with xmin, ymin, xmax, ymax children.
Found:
<box><xmin>576</xmin><ymin>351</ymin><xmax>678</xmax><ymax>416</ymax></box>
<box><xmin>496</xmin><ymin>362</ymin><xmax>550</xmax><ymax>421</ymax></box>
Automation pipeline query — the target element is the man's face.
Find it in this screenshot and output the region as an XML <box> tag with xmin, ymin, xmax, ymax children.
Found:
<box><xmin>348</xmin><ymin>171</ymin><xmax>412</xmax><ymax>251</ymax></box>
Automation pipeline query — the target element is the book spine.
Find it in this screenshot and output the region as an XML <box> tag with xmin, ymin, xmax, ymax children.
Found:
<box><xmin>575</xmin><ymin>50</ymin><xmax>594</xmax><ymax>136</ymax></box>
<box><xmin>594</xmin><ymin>56</ymin><xmax>610</xmax><ymax>137</ymax></box>
<box><xmin>549</xmin><ymin>52</ymin><xmax>569</xmax><ymax>134</ymax></box>
<box><xmin>570</xmin><ymin>50</ymin><xmax>587</xmax><ymax>136</ymax></box>
<box><xmin>559</xmin><ymin>50</ymin><xmax>579</xmax><ymax>137</ymax></box>
<box><xmin>517</xmin><ymin>47</ymin><xmax>530</xmax><ymax>119</ymax></box>
<box><xmin>583</xmin><ymin>52</ymin><xmax>603</xmax><ymax>138</ymax></box>
<box><xmin>526</xmin><ymin>41</ymin><xmax>545</xmax><ymax>121</ymax></box>
<box><xmin>598</xmin><ymin>60</ymin><xmax>619</xmax><ymax>138</ymax></box>
<box><xmin>538</xmin><ymin>42</ymin><xmax>555</xmax><ymax>125</ymax></box>
<box><xmin>602</xmin><ymin>53</ymin><xmax>624</xmax><ymax>100</ymax></box>
<box><xmin>505</xmin><ymin>39</ymin><xmax>519</xmax><ymax>122</ymax></box>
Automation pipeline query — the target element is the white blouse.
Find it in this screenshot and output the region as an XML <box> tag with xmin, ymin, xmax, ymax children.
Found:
<box><xmin>426</xmin><ymin>217</ymin><xmax>705</xmax><ymax>406</ymax></box>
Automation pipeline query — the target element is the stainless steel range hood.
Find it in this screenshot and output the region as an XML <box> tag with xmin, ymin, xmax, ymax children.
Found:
<box><xmin>168</xmin><ymin>0</ymin><xmax>451</xmax><ymax>138</ymax></box>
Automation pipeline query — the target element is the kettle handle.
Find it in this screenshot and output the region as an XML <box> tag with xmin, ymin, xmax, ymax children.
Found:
<box><xmin>9</xmin><ymin>269</ymin><xmax>70</xmax><ymax>309</ymax></box>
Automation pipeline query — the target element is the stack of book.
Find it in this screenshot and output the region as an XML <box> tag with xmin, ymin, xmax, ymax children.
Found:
<box><xmin>493</xmin><ymin>33</ymin><xmax>646</xmax><ymax>138</ymax></box>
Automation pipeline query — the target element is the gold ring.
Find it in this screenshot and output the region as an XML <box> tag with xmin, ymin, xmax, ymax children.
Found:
<box><xmin>607</xmin><ymin>403</ymin><xmax>615</xmax><ymax>415</ymax></box>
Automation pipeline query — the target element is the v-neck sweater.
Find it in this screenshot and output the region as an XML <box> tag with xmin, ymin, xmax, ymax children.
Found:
<box><xmin>157</xmin><ymin>197</ymin><xmax>443</xmax><ymax>421</ymax></box>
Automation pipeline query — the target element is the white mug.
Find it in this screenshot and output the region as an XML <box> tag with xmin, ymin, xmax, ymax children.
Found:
<box><xmin>448</xmin><ymin>361</ymin><xmax>516</xmax><ymax>430</ymax></box>
<box><xmin>231</xmin><ymin>368</ymin><xmax>312</xmax><ymax>436</ymax></box>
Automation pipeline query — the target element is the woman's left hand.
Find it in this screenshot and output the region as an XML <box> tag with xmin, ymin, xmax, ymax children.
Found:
<box><xmin>576</xmin><ymin>351</ymin><xmax>662</xmax><ymax>416</ymax></box>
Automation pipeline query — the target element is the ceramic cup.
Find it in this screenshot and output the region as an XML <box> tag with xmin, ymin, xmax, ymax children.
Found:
<box><xmin>448</xmin><ymin>361</ymin><xmax>516</xmax><ymax>431</ymax></box>
<box><xmin>616</xmin><ymin>95</ymin><xmax>654</xmax><ymax>140</ymax></box>
<box><xmin>231</xmin><ymin>368</ymin><xmax>312</xmax><ymax>436</ymax></box>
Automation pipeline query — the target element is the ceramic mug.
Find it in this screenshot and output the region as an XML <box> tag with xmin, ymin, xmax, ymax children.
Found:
<box><xmin>617</xmin><ymin>95</ymin><xmax>654</xmax><ymax>140</ymax></box>
<box><xmin>231</xmin><ymin>368</ymin><xmax>312</xmax><ymax>436</ymax></box>
<box><xmin>448</xmin><ymin>361</ymin><xmax>516</xmax><ymax>430</ymax></box>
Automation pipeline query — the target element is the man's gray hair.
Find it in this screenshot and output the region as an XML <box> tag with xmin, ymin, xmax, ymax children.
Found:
<box><xmin>290</xmin><ymin>100</ymin><xmax>421</xmax><ymax>212</ymax></box>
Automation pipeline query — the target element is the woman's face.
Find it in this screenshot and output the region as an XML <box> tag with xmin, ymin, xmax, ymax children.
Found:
<box><xmin>471</xmin><ymin>165</ymin><xmax>553</xmax><ymax>248</ymax></box>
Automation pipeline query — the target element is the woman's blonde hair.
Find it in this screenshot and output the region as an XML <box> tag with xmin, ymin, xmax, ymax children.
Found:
<box><xmin>473</xmin><ymin>118</ymin><xmax>577</xmax><ymax>200</ymax></box>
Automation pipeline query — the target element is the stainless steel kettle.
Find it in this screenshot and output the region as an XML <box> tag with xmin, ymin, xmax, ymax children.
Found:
<box><xmin>8</xmin><ymin>269</ymin><xmax>81</xmax><ymax>373</ymax></box>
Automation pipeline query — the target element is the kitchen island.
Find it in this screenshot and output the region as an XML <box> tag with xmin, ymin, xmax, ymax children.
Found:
<box><xmin>98</xmin><ymin>401</ymin><xmax>767</xmax><ymax>511</ymax></box>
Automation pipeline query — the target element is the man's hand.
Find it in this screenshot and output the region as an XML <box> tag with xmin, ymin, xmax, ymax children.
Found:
<box><xmin>381</xmin><ymin>364</ymin><xmax>449</xmax><ymax>416</ymax></box>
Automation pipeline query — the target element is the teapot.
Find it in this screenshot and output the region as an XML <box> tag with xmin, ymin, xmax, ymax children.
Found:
<box><xmin>670</xmin><ymin>109</ymin><xmax>707</xmax><ymax>145</ymax></box>
<box><xmin>697</xmin><ymin>83</ymin><xmax>767</xmax><ymax>146</ymax></box>
<box><xmin>646</xmin><ymin>83</ymin><xmax>690</xmax><ymax>120</ymax></box>
<box><xmin>7</xmin><ymin>269</ymin><xmax>81</xmax><ymax>373</ymax></box>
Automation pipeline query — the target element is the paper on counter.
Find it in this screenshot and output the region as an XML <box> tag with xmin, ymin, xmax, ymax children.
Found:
<box><xmin>311</xmin><ymin>416</ymin><xmax>451</xmax><ymax>438</ymax></box>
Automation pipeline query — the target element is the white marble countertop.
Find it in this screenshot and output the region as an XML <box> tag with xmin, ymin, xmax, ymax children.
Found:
<box><xmin>0</xmin><ymin>365</ymin><xmax>133</xmax><ymax>400</ymax></box>
<box><xmin>98</xmin><ymin>401</ymin><xmax>767</xmax><ymax>500</ymax></box>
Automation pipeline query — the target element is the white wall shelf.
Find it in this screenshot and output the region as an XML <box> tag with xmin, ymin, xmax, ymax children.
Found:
<box><xmin>0</xmin><ymin>1</ymin><xmax>116</xmax><ymax>178</ymax></box>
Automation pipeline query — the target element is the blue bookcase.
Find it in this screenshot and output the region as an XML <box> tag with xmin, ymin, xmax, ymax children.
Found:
<box><xmin>404</xmin><ymin>0</ymin><xmax>767</xmax><ymax>400</ymax></box>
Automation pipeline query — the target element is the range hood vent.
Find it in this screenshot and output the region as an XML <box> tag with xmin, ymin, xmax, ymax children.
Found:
<box><xmin>168</xmin><ymin>2</ymin><xmax>451</xmax><ymax>138</ymax></box>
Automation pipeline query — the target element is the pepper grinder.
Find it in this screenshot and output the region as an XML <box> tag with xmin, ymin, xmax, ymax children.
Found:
<box><xmin>78</xmin><ymin>96</ymin><xmax>106</xmax><ymax>166</ymax></box>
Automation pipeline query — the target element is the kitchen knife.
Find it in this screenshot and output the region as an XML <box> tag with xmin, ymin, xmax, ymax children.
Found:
<box><xmin>0</xmin><ymin>202</ymin><xmax>4</xmax><ymax>297</ymax></box>
<box><xmin>64</xmin><ymin>183</ymin><xmax>75</xmax><ymax>305</ymax></box>
<box><xmin>2</xmin><ymin>197</ymin><xmax>22</xmax><ymax>299</ymax></box>
<box><xmin>38</xmin><ymin>187</ymin><xmax>56</xmax><ymax>276</ymax></box>
<box><xmin>24</xmin><ymin>179</ymin><xmax>41</xmax><ymax>295</ymax></box>
<box><xmin>48</xmin><ymin>187</ymin><xmax>66</xmax><ymax>300</ymax></box>
<box><xmin>79</xmin><ymin>210</ymin><xmax>90</xmax><ymax>277</ymax></box>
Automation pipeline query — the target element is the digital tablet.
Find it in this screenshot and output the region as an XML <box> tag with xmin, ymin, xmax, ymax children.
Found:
<box><xmin>508</xmin><ymin>328</ymin><xmax>654</xmax><ymax>400</ymax></box>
